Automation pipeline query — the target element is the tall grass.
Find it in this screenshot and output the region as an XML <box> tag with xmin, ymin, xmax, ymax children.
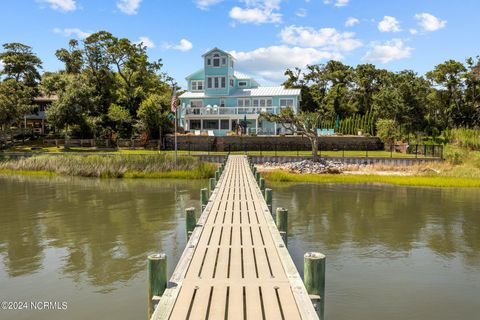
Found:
<box><xmin>263</xmin><ymin>170</ymin><xmax>480</xmax><ymax>188</ymax></box>
<box><xmin>451</xmin><ymin>128</ymin><xmax>480</xmax><ymax>150</ymax></box>
<box><xmin>0</xmin><ymin>154</ymin><xmax>216</xmax><ymax>179</ymax></box>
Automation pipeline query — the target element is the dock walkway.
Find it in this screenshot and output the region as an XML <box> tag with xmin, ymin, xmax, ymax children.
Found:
<box><xmin>152</xmin><ymin>155</ymin><xmax>318</xmax><ymax>320</ymax></box>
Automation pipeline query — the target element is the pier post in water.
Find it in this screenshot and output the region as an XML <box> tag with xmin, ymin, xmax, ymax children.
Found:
<box><xmin>259</xmin><ymin>178</ymin><xmax>265</xmax><ymax>192</ymax></box>
<box><xmin>304</xmin><ymin>252</ymin><xmax>326</xmax><ymax>320</ymax></box>
<box><xmin>209</xmin><ymin>178</ymin><xmax>216</xmax><ymax>194</ymax></box>
<box><xmin>185</xmin><ymin>207</ymin><xmax>196</xmax><ymax>239</ymax></box>
<box><xmin>265</xmin><ymin>188</ymin><xmax>272</xmax><ymax>213</ymax></box>
<box><xmin>200</xmin><ymin>188</ymin><xmax>209</xmax><ymax>211</ymax></box>
<box><xmin>276</xmin><ymin>207</ymin><xmax>288</xmax><ymax>234</ymax></box>
<box><xmin>147</xmin><ymin>253</ymin><xmax>167</xmax><ymax>319</ymax></box>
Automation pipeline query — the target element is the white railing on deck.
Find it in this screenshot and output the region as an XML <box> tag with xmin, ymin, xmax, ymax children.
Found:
<box><xmin>185</xmin><ymin>106</ymin><xmax>280</xmax><ymax>116</ymax></box>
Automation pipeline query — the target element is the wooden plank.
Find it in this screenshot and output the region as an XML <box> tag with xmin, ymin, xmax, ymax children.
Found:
<box><xmin>153</xmin><ymin>155</ymin><xmax>318</xmax><ymax>320</ymax></box>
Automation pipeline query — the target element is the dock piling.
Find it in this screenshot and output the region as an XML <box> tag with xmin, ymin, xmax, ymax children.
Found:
<box><xmin>304</xmin><ymin>252</ymin><xmax>326</xmax><ymax>320</ymax></box>
<box><xmin>209</xmin><ymin>178</ymin><xmax>216</xmax><ymax>194</ymax></box>
<box><xmin>276</xmin><ymin>208</ymin><xmax>288</xmax><ymax>234</ymax></box>
<box><xmin>255</xmin><ymin>172</ymin><xmax>260</xmax><ymax>183</ymax></box>
<box><xmin>200</xmin><ymin>188</ymin><xmax>208</xmax><ymax>211</ymax></box>
<box><xmin>259</xmin><ymin>178</ymin><xmax>265</xmax><ymax>192</ymax></box>
<box><xmin>147</xmin><ymin>253</ymin><xmax>167</xmax><ymax>319</ymax></box>
<box><xmin>265</xmin><ymin>188</ymin><xmax>272</xmax><ymax>213</ymax></box>
<box><xmin>185</xmin><ymin>207</ymin><xmax>196</xmax><ymax>238</ymax></box>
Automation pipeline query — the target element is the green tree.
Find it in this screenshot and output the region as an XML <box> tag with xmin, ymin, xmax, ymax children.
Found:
<box><xmin>46</xmin><ymin>74</ymin><xmax>97</xmax><ymax>137</ymax></box>
<box><xmin>108</xmin><ymin>103</ymin><xmax>132</xmax><ymax>138</ymax></box>
<box><xmin>136</xmin><ymin>93</ymin><xmax>172</xmax><ymax>141</ymax></box>
<box><xmin>376</xmin><ymin>119</ymin><xmax>398</xmax><ymax>144</ymax></box>
<box><xmin>0</xmin><ymin>43</ymin><xmax>42</xmax><ymax>88</ymax></box>
<box><xmin>261</xmin><ymin>107</ymin><xmax>322</xmax><ymax>159</ymax></box>
<box><xmin>55</xmin><ymin>39</ymin><xmax>84</xmax><ymax>74</ymax></box>
<box><xmin>0</xmin><ymin>79</ymin><xmax>35</xmax><ymax>144</ymax></box>
<box><xmin>426</xmin><ymin>60</ymin><xmax>467</xmax><ymax>128</ymax></box>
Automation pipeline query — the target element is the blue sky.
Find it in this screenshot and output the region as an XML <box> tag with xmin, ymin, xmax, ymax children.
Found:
<box><xmin>0</xmin><ymin>0</ymin><xmax>479</xmax><ymax>88</ymax></box>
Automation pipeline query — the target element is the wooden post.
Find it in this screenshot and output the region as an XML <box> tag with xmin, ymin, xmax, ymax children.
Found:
<box><xmin>276</xmin><ymin>208</ymin><xmax>288</xmax><ymax>233</ymax></box>
<box><xmin>280</xmin><ymin>231</ymin><xmax>287</xmax><ymax>247</ymax></box>
<box><xmin>265</xmin><ymin>188</ymin><xmax>272</xmax><ymax>213</ymax></box>
<box><xmin>255</xmin><ymin>172</ymin><xmax>260</xmax><ymax>183</ymax></box>
<box><xmin>201</xmin><ymin>188</ymin><xmax>208</xmax><ymax>211</ymax></box>
<box><xmin>259</xmin><ymin>178</ymin><xmax>265</xmax><ymax>192</ymax></box>
<box><xmin>215</xmin><ymin>170</ymin><xmax>220</xmax><ymax>181</ymax></box>
<box><xmin>209</xmin><ymin>178</ymin><xmax>216</xmax><ymax>194</ymax></box>
<box><xmin>148</xmin><ymin>253</ymin><xmax>167</xmax><ymax>319</ymax></box>
<box><xmin>185</xmin><ymin>207</ymin><xmax>196</xmax><ymax>238</ymax></box>
<box><xmin>304</xmin><ymin>252</ymin><xmax>326</xmax><ymax>320</ymax></box>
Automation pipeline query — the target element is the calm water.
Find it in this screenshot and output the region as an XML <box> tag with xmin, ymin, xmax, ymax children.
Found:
<box><xmin>0</xmin><ymin>176</ymin><xmax>479</xmax><ymax>320</ymax></box>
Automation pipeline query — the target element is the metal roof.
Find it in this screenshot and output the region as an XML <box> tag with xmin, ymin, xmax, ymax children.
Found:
<box><xmin>233</xmin><ymin>71</ymin><xmax>251</xmax><ymax>79</ymax></box>
<box><xmin>179</xmin><ymin>86</ymin><xmax>300</xmax><ymax>99</ymax></box>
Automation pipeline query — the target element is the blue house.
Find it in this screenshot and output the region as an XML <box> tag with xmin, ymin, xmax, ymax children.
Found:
<box><xmin>179</xmin><ymin>48</ymin><xmax>301</xmax><ymax>136</ymax></box>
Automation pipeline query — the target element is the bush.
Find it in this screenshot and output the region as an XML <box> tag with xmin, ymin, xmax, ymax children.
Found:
<box><xmin>376</xmin><ymin>119</ymin><xmax>398</xmax><ymax>143</ymax></box>
<box><xmin>451</xmin><ymin>128</ymin><xmax>480</xmax><ymax>150</ymax></box>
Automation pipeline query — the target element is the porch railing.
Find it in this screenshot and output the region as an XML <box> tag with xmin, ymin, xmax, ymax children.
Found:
<box><xmin>184</xmin><ymin>106</ymin><xmax>280</xmax><ymax>116</ymax></box>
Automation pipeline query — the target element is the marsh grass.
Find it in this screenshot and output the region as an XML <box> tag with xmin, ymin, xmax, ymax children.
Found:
<box><xmin>0</xmin><ymin>154</ymin><xmax>216</xmax><ymax>179</ymax></box>
<box><xmin>263</xmin><ymin>170</ymin><xmax>480</xmax><ymax>188</ymax></box>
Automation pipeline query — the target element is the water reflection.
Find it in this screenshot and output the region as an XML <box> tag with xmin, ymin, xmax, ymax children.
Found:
<box><xmin>0</xmin><ymin>176</ymin><xmax>479</xmax><ymax>320</ymax></box>
<box><xmin>273</xmin><ymin>183</ymin><xmax>480</xmax><ymax>269</ymax></box>
<box><xmin>0</xmin><ymin>175</ymin><xmax>204</xmax><ymax>287</ymax></box>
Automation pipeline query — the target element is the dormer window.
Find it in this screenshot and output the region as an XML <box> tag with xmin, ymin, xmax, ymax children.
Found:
<box><xmin>213</xmin><ymin>54</ymin><xmax>220</xmax><ymax>67</ymax></box>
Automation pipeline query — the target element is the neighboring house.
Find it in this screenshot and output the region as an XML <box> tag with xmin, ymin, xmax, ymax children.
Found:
<box><xmin>20</xmin><ymin>95</ymin><xmax>57</xmax><ymax>135</ymax></box>
<box><xmin>179</xmin><ymin>48</ymin><xmax>300</xmax><ymax>136</ymax></box>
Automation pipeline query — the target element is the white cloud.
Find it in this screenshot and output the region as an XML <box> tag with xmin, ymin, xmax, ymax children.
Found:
<box><xmin>296</xmin><ymin>8</ymin><xmax>307</xmax><ymax>17</ymax></box>
<box><xmin>136</xmin><ymin>36</ymin><xmax>155</xmax><ymax>49</ymax></box>
<box><xmin>230</xmin><ymin>46</ymin><xmax>341</xmax><ymax>82</ymax></box>
<box><xmin>345</xmin><ymin>17</ymin><xmax>359</xmax><ymax>27</ymax></box>
<box><xmin>280</xmin><ymin>25</ymin><xmax>362</xmax><ymax>52</ymax></box>
<box><xmin>415</xmin><ymin>13</ymin><xmax>446</xmax><ymax>32</ymax></box>
<box><xmin>163</xmin><ymin>39</ymin><xmax>193</xmax><ymax>52</ymax></box>
<box><xmin>324</xmin><ymin>0</ymin><xmax>349</xmax><ymax>7</ymax></box>
<box><xmin>117</xmin><ymin>0</ymin><xmax>141</xmax><ymax>15</ymax></box>
<box><xmin>363</xmin><ymin>39</ymin><xmax>413</xmax><ymax>64</ymax></box>
<box><xmin>195</xmin><ymin>0</ymin><xmax>223</xmax><ymax>10</ymax></box>
<box><xmin>229</xmin><ymin>0</ymin><xmax>282</xmax><ymax>24</ymax></box>
<box><xmin>378</xmin><ymin>16</ymin><xmax>401</xmax><ymax>32</ymax></box>
<box><xmin>409</xmin><ymin>28</ymin><xmax>418</xmax><ymax>35</ymax></box>
<box><xmin>53</xmin><ymin>27</ymin><xmax>90</xmax><ymax>38</ymax></box>
<box><xmin>39</xmin><ymin>0</ymin><xmax>77</xmax><ymax>12</ymax></box>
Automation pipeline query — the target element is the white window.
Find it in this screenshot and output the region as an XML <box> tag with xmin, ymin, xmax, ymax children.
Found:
<box><xmin>252</xmin><ymin>98</ymin><xmax>272</xmax><ymax>108</ymax></box>
<box><xmin>230</xmin><ymin>60</ymin><xmax>234</xmax><ymax>68</ymax></box>
<box><xmin>221</xmin><ymin>57</ymin><xmax>226</xmax><ymax>66</ymax></box>
<box><xmin>190</xmin><ymin>100</ymin><xmax>203</xmax><ymax>108</ymax></box>
<box><xmin>191</xmin><ymin>80</ymin><xmax>204</xmax><ymax>91</ymax></box>
<box><xmin>207</xmin><ymin>58</ymin><xmax>211</xmax><ymax>66</ymax></box>
<box><xmin>237</xmin><ymin>98</ymin><xmax>250</xmax><ymax>107</ymax></box>
<box><xmin>213</xmin><ymin>54</ymin><xmax>220</xmax><ymax>67</ymax></box>
<box><xmin>238</xmin><ymin>81</ymin><xmax>247</xmax><ymax>87</ymax></box>
<box><xmin>280</xmin><ymin>99</ymin><xmax>294</xmax><ymax>108</ymax></box>
<box><xmin>207</xmin><ymin>77</ymin><xmax>226</xmax><ymax>89</ymax></box>
<box><xmin>230</xmin><ymin>79</ymin><xmax>234</xmax><ymax>87</ymax></box>
<box><xmin>220</xmin><ymin>98</ymin><xmax>226</xmax><ymax>107</ymax></box>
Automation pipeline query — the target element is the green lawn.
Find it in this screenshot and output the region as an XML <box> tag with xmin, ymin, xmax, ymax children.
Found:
<box><xmin>3</xmin><ymin>146</ymin><xmax>426</xmax><ymax>158</ymax></box>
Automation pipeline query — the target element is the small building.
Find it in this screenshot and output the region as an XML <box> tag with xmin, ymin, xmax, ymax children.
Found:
<box><xmin>179</xmin><ymin>48</ymin><xmax>300</xmax><ymax>136</ymax></box>
<box><xmin>20</xmin><ymin>95</ymin><xmax>57</xmax><ymax>135</ymax></box>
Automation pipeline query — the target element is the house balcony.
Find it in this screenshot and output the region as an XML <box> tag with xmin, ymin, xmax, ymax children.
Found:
<box><xmin>184</xmin><ymin>106</ymin><xmax>280</xmax><ymax>117</ymax></box>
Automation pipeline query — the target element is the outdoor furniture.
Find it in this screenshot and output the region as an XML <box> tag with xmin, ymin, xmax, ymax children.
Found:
<box><xmin>194</xmin><ymin>130</ymin><xmax>201</xmax><ymax>136</ymax></box>
<box><xmin>208</xmin><ymin>130</ymin><xmax>215</xmax><ymax>136</ymax></box>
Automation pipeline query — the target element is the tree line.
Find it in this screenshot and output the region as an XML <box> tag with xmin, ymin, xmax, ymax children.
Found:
<box><xmin>0</xmin><ymin>31</ymin><xmax>177</xmax><ymax>142</ymax></box>
<box><xmin>283</xmin><ymin>59</ymin><xmax>480</xmax><ymax>138</ymax></box>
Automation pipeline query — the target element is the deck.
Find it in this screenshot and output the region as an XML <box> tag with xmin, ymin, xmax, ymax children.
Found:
<box><xmin>152</xmin><ymin>155</ymin><xmax>318</xmax><ymax>320</ymax></box>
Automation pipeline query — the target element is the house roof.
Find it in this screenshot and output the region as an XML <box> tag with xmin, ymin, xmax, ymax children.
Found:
<box><xmin>201</xmin><ymin>47</ymin><xmax>234</xmax><ymax>59</ymax></box>
<box><xmin>179</xmin><ymin>86</ymin><xmax>300</xmax><ymax>99</ymax></box>
<box><xmin>233</xmin><ymin>71</ymin><xmax>251</xmax><ymax>79</ymax></box>
<box><xmin>185</xmin><ymin>68</ymin><xmax>204</xmax><ymax>80</ymax></box>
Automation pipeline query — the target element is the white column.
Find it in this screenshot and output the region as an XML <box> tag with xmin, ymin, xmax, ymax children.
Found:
<box><xmin>256</xmin><ymin>118</ymin><xmax>258</xmax><ymax>134</ymax></box>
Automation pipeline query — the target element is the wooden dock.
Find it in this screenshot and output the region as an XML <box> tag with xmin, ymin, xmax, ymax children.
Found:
<box><xmin>151</xmin><ymin>155</ymin><xmax>319</xmax><ymax>320</ymax></box>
